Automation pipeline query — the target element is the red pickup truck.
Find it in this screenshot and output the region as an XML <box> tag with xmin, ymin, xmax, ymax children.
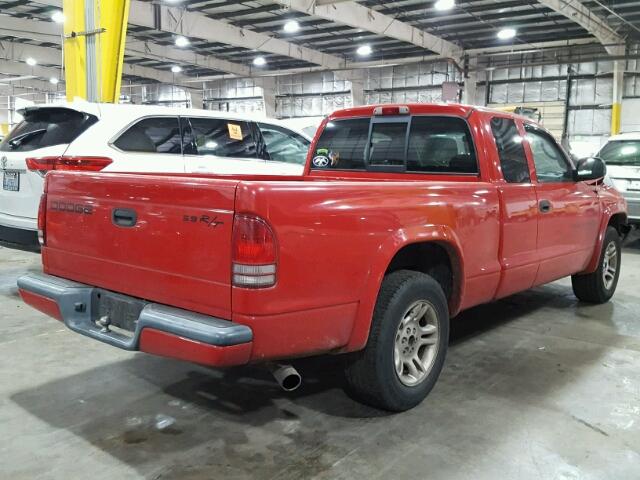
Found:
<box><xmin>18</xmin><ymin>103</ymin><xmax>627</xmax><ymax>411</ymax></box>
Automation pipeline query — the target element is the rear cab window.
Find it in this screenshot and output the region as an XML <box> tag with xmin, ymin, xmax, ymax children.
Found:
<box><xmin>0</xmin><ymin>107</ymin><xmax>98</xmax><ymax>152</ymax></box>
<box><xmin>311</xmin><ymin>115</ymin><xmax>477</xmax><ymax>174</ymax></box>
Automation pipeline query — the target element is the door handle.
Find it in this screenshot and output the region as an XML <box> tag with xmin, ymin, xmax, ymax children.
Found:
<box><xmin>112</xmin><ymin>208</ymin><xmax>137</xmax><ymax>227</ymax></box>
<box><xmin>538</xmin><ymin>199</ymin><xmax>552</xmax><ymax>213</ymax></box>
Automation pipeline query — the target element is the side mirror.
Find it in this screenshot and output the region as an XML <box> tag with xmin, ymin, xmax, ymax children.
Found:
<box><xmin>575</xmin><ymin>156</ymin><xmax>606</xmax><ymax>182</ymax></box>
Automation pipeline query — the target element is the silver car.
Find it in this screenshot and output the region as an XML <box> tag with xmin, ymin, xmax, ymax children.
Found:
<box><xmin>597</xmin><ymin>132</ymin><xmax>640</xmax><ymax>226</ymax></box>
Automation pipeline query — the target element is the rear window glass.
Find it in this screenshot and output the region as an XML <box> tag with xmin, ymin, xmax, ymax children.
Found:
<box><xmin>113</xmin><ymin>117</ymin><xmax>182</xmax><ymax>154</ymax></box>
<box><xmin>311</xmin><ymin>118</ymin><xmax>369</xmax><ymax>170</ymax></box>
<box><xmin>311</xmin><ymin>115</ymin><xmax>477</xmax><ymax>174</ymax></box>
<box><xmin>407</xmin><ymin>117</ymin><xmax>477</xmax><ymax>173</ymax></box>
<box><xmin>0</xmin><ymin>108</ymin><xmax>97</xmax><ymax>152</ymax></box>
<box><xmin>598</xmin><ymin>140</ymin><xmax>640</xmax><ymax>166</ymax></box>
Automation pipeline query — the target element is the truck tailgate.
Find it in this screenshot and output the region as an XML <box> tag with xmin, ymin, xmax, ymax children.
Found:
<box><xmin>42</xmin><ymin>172</ymin><xmax>238</xmax><ymax>319</ymax></box>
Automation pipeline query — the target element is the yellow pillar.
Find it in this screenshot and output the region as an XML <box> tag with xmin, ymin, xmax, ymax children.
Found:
<box><xmin>611</xmin><ymin>58</ymin><xmax>624</xmax><ymax>135</ymax></box>
<box><xmin>63</xmin><ymin>0</ymin><xmax>130</xmax><ymax>103</ymax></box>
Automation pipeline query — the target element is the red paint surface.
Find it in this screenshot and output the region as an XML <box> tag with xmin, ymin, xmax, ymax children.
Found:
<box><xmin>19</xmin><ymin>289</ymin><xmax>62</xmax><ymax>321</ymax></box>
<box><xmin>35</xmin><ymin>103</ymin><xmax>627</xmax><ymax>363</ymax></box>
<box><xmin>139</xmin><ymin>328</ymin><xmax>252</xmax><ymax>367</ymax></box>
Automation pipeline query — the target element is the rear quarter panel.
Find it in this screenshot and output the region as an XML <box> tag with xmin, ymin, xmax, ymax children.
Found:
<box><xmin>233</xmin><ymin>179</ymin><xmax>501</xmax><ymax>353</ymax></box>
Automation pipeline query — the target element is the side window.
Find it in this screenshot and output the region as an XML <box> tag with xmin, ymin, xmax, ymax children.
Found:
<box><xmin>407</xmin><ymin>117</ymin><xmax>477</xmax><ymax>173</ymax></box>
<box><xmin>113</xmin><ymin>117</ymin><xmax>182</xmax><ymax>154</ymax></box>
<box><xmin>490</xmin><ymin>117</ymin><xmax>530</xmax><ymax>183</ymax></box>
<box><xmin>257</xmin><ymin>123</ymin><xmax>310</xmax><ymax>165</ymax></box>
<box><xmin>524</xmin><ymin>125</ymin><xmax>573</xmax><ymax>183</ymax></box>
<box><xmin>368</xmin><ymin>122</ymin><xmax>407</xmax><ymax>167</ymax></box>
<box><xmin>186</xmin><ymin>118</ymin><xmax>257</xmax><ymax>159</ymax></box>
<box><xmin>311</xmin><ymin>118</ymin><xmax>370</xmax><ymax>170</ymax></box>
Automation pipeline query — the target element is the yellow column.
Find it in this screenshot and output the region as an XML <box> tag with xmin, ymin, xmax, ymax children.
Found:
<box><xmin>63</xmin><ymin>0</ymin><xmax>130</xmax><ymax>103</ymax></box>
<box><xmin>611</xmin><ymin>58</ymin><xmax>624</xmax><ymax>135</ymax></box>
<box><xmin>63</xmin><ymin>0</ymin><xmax>87</xmax><ymax>101</ymax></box>
<box><xmin>98</xmin><ymin>0</ymin><xmax>131</xmax><ymax>102</ymax></box>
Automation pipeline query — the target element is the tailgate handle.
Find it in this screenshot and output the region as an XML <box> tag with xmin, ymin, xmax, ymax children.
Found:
<box><xmin>112</xmin><ymin>208</ymin><xmax>137</xmax><ymax>227</ymax></box>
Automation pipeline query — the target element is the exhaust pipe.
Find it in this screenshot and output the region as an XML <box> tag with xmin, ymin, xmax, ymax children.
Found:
<box><xmin>267</xmin><ymin>363</ymin><xmax>302</xmax><ymax>391</ymax></box>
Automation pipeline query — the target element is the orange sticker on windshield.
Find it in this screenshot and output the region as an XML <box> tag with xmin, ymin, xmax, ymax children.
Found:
<box><xmin>227</xmin><ymin>123</ymin><xmax>243</xmax><ymax>140</ymax></box>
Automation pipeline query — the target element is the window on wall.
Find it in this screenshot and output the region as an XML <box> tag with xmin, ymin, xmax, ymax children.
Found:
<box><xmin>490</xmin><ymin>117</ymin><xmax>530</xmax><ymax>183</ymax></box>
<box><xmin>114</xmin><ymin>117</ymin><xmax>182</xmax><ymax>154</ymax></box>
<box><xmin>183</xmin><ymin>117</ymin><xmax>257</xmax><ymax>158</ymax></box>
<box><xmin>524</xmin><ymin>124</ymin><xmax>573</xmax><ymax>182</ymax></box>
<box><xmin>407</xmin><ymin>116</ymin><xmax>477</xmax><ymax>173</ymax></box>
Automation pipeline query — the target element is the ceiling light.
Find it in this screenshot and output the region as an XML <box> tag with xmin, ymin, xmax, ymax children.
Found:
<box><xmin>26</xmin><ymin>57</ymin><xmax>37</xmax><ymax>66</ymax></box>
<box><xmin>283</xmin><ymin>20</ymin><xmax>300</xmax><ymax>33</ymax></box>
<box><xmin>356</xmin><ymin>45</ymin><xmax>372</xmax><ymax>56</ymax></box>
<box><xmin>434</xmin><ymin>0</ymin><xmax>455</xmax><ymax>11</ymax></box>
<box><xmin>51</xmin><ymin>10</ymin><xmax>65</xmax><ymax>23</ymax></box>
<box><xmin>171</xmin><ymin>65</ymin><xmax>182</xmax><ymax>73</ymax></box>
<box><xmin>497</xmin><ymin>28</ymin><xmax>516</xmax><ymax>40</ymax></box>
<box><xmin>253</xmin><ymin>56</ymin><xmax>267</xmax><ymax>66</ymax></box>
<box><xmin>49</xmin><ymin>77</ymin><xmax>59</xmax><ymax>84</ymax></box>
<box><xmin>175</xmin><ymin>35</ymin><xmax>189</xmax><ymax>47</ymax></box>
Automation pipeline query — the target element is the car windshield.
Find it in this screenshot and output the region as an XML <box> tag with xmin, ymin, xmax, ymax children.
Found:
<box><xmin>598</xmin><ymin>140</ymin><xmax>640</xmax><ymax>166</ymax></box>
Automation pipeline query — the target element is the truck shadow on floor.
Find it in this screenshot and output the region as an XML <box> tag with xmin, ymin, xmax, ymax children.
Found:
<box><xmin>9</xmin><ymin>281</ymin><xmax>618</xmax><ymax>478</ymax></box>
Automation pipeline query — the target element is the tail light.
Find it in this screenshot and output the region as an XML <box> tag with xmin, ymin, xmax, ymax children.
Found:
<box><xmin>232</xmin><ymin>214</ymin><xmax>277</xmax><ymax>288</ymax></box>
<box><xmin>26</xmin><ymin>156</ymin><xmax>112</xmax><ymax>176</ymax></box>
<box><xmin>37</xmin><ymin>193</ymin><xmax>47</xmax><ymax>246</ymax></box>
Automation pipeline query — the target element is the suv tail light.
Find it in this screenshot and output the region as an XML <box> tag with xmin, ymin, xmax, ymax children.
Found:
<box><xmin>232</xmin><ymin>215</ymin><xmax>277</xmax><ymax>288</ymax></box>
<box><xmin>26</xmin><ymin>156</ymin><xmax>112</xmax><ymax>176</ymax></box>
<box><xmin>37</xmin><ymin>193</ymin><xmax>47</xmax><ymax>246</ymax></box>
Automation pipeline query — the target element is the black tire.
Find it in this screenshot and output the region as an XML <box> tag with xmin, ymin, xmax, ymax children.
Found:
<box><xmin>344</xmin><ymin>270</ymin><xmax>449</xmax><ymax>412</ymax></box>
<box><xmin>571</xmin><ymin>226</ymin><xmax>622</xmax><ymax>303</ymax></box>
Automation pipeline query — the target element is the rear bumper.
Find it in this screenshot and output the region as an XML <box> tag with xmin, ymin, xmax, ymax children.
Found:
<box><xmin>0</xmin><ymin>225</ymin><xmax>40</xmax><ymax>252</ymax></box>
<box><xmin>17</xmin><ymin>273</ymin><xmax>253</xmax><ymax>367</ymax></box>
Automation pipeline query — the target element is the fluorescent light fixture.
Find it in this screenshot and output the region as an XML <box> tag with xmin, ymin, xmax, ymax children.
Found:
<box><xmin>497</xmin><ymin>28</ymin><xmax>516</xmax><ymax>40</ymax></box>
<box><xmin>434</xmin><ymin>0</ymin><xmax>455</xmax><ymax>11</ymax></box>
<box><xmin>175</xmin><ymin>36</ymin><xmax>190</xmax><ymax>47</ymax></box>
<box><xmin>49</xmin><ymin>77</ymin><xmax>59</xmax><ymax>85</ymax></box>
<box><xmin>51</xmin><ymin>10</ymin><xmax>65</xmax><ymax>23</ymax></box>
<box><xmin>26</xmin><ymin>57</ymin><xmax>37</xmax><ymax>66</ymax></box>
<box><xmin>356</xmin><ymin>45</ymin><xmax>372</xmax><ymax>56</ymax></box>
<box><xmin>253</xmin><ymin>56</ymin><xmax>267</xmax><ymax>66</ymax></box>
<box><xmin>171</xmin><ymin>65</ymin><xmax>182</xmax><ymax>73</ymax></box>
<box><xmin>283</xmin><ymin>20</ymin><xmax>300</xmax><ymax>33</ymax></box>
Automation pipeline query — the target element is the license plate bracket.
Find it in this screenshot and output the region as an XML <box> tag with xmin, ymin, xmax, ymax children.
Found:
<box><xmin>2</xmin><ymin>171</ymin><xmax>19</xmax><ymax>191</ymax></box>
<box><xmin>91</xmin><ymin>289</ymin><xmax>147</xmax><ymax>333</ymax></box>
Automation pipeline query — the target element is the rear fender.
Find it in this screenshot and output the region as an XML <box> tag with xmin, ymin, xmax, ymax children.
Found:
<box><xmin>344</xmin><ymin>224</ymin><xmax>465</xmax><ymax>352</ymax></box>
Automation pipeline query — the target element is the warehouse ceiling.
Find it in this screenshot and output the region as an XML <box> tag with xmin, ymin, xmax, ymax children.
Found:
<box><xmin>0</xmin><ymin>0</ymin><xmax>638</xmax><ymax>85</ymax></box>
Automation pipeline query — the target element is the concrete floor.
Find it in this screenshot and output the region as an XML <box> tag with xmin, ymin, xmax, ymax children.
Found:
<box><xmin>0</xmin><ymin>244</ymin><xmax>639</xmax><ymax>480</ymax></box>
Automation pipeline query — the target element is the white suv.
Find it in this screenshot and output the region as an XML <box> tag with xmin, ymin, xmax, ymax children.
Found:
<box><xmin>0</xmin><ymin>102</ymin><xmax>312</xmax><ymax>249</ymax></box>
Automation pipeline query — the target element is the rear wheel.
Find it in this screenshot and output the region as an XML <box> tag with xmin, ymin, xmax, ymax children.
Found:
<box><xmin>344</xmin><ymin>270</ymin><xmax>449</xmax><ymax>411</ymax></box>
<box><xmin>571</xmin><ymin>226</ymin><xmax>621</xmax><ymax>303</ymax></box>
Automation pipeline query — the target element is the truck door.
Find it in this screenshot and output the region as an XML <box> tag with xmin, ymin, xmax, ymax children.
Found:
<box><xmin>522</xmin><ymin>123</ymin><xmax>600</xmax><ymax>285</ymax></box>
<box><xmin>489</xmin><ymin>116</ymin><xmax>540</xmax><ymax>299</ymax></box>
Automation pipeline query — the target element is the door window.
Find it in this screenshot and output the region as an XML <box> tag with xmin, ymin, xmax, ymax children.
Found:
<box><xmin>490</xmin><ymin>117</ymin><xmax>530</xmax><ymax>183</ymax></box>
<box><xmin>183</xmin><ymin>117</ymin><xmax>257</xmax><ymax>158</ymax></box>
<box><xmin>257</xmin><ymin>123</ymin><xmax>310</xmax><ymax>165</ymax></box>
<box><xmin>113</xmin><ymin>117</ymin><xmax>182</xmax><ymax>154</ymax></box>
<box><xmin>407</xmin><ymin>116</ymin><xmax>477</xmax><ymax>173</ymax></box>
<box><xmin>525</xmin><ymin>125</ymin><xmax>573</xmax><ymax>183</ymax></box>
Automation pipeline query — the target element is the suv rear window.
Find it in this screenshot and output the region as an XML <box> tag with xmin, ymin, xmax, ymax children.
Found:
<box><xmin>311</xmin><ymin>115</ymin><xmax>477</xmax><ymax>174</ymax></box>
<box><xmin>0</xmin><ymin>108</ymin><xmax>98</xmax><ymax>152</ymax></box>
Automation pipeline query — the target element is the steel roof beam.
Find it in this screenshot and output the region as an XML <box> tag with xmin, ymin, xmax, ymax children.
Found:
<box><xmin>272</xmin><ymin>0</ymin><xmax>463</xmax><ymax>62</ymax></box>
<box><xmin>536</xmin><ymin>0</ymin><xmax>625</xmax><ymax>54</ymax></box>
